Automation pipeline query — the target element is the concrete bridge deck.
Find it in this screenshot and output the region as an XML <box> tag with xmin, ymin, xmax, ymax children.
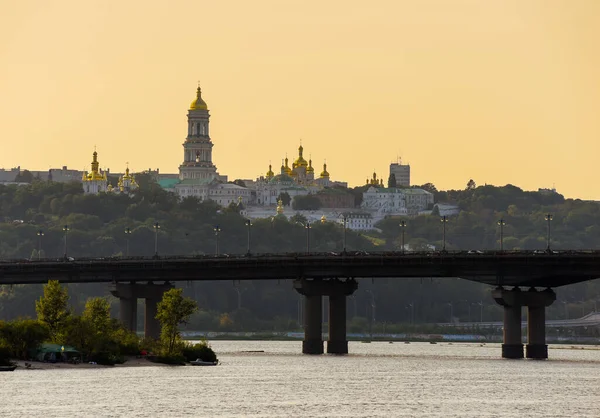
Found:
<box><xmin>1</xmin><ymin>250</ymin><xmax>599</xmax><ymax>287</ymax></box>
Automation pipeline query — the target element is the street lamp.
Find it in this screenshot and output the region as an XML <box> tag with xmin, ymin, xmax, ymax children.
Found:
<box><xmin>341</xmin><ymin>215</ymin><xmax>348</xmax><ymax>253</ymax></box>
<box><xmin>497</xmin><ymin>219</ymin><xmax>506</xmax><ymax>252</ymax></box>
<box><xmin>36</xmin><ymin>230</ymin><xmax>44</xmax><ymax>260</ymax></box>
<box><xmin>399</xmin><ymin>220</ymin><xmax>407</xmax><ymax>254</ymax></box>
<box><xmin>473</xmin><ymin>301</ymin><xmax>484</xmax><ymax>322</ymax></box>
<box><xmin>545</xmin><ymin>214</ymin><xmax>553</xmax><ymax>252</ymax></box>
<box><xmin>305</xmin><ymin>221</ymin><xmax>311</xmax><ymax>254</ymax></box>
<box><xmin>446</xmin><ymin>301</ymin><xmax>453</xmax><ymax>323</ymax></box>
<box><xmin>441</xmin><ymin>216</ymin><xmax>449</xmax><ymax>251</ymax></box>
<box><xmin>245</xmin><ymin>219</ymin><xmax>252</xmax><ymax>255</ymax></box>
<box><xmin>62</xmin><ymin>224</ymin><xmax>70</xmax><ymax>259</ymax></box>
<box><xmin>153</xmin><ymin>222</ymin><xmax>160</xmax><ymax>257</ymax></box>
<box><xmin>407</xmin><ymin>302</ymin><xmax>414</xmax><ymax>324</ymax></box>
<box><xmin>124</xmin><ymin>227</ymin><xmax>132</xmax><ymax>257</ymax></box>
<box><xmin>214</xmin><ymin>225</ymin><xmax>221</xmax><ymax>256</ymax></box>
<box><xmin>366</xmin><ymin>289</ymin><xmax>376</xmax><ymax>338</ymax></box>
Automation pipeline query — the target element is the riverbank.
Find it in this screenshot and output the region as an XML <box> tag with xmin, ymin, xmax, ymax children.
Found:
<box><xmin>11</xmin><ymin>357</ymin><xmax>172</xmax><ymax>370</ymax></box>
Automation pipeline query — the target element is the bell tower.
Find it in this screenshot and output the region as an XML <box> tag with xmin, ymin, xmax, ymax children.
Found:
<box><xmin>179</xmin><ymin>85</ymin><xmax>218</xmax><ymax>181</ymax></box>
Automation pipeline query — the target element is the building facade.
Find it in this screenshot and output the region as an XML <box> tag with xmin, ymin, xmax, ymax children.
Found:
<box><xmin>361</xmin><ymin>187</ymin><xmax>433</xmax><ymax>216</ymax></box>
<box><xmin>82</xmin><ymin>150</ymin><xmax>109</xmax><ymax>194</ymax></box>
<box><xmin>389</xmin><ymin>161</ymin><xmax>410</xmax><ymax>187</ymax></box>
<box><xmin>163</xmin><ymin>86</ymin><xmax>250</xmax><ymax>206</ymax></box>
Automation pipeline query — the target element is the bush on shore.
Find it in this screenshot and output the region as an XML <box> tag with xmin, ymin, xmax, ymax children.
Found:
<box><xmin>182</xmin><ymin>341</ymin><xmax>217</xmax><ymax>363</ymax></box>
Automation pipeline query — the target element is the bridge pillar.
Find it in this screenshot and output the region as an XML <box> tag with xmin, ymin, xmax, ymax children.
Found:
<box><xmin>110</xmin><ymin>282</ymin><xmax>174</xmax><ymax>339</ymax></box>
<box><xmin>493</xmin><ymin>287</ymin><xmax>556</xmax><ymax>360</ymax></box>
<box><xmin>525</xmin><ymin>288</ymin><xmax>556</xmax><ymax>360</ymax></box>
<box><xmin>294</xmin><ymin>279</ymin><xmax>358</xmax><ymax>355</ymax></box>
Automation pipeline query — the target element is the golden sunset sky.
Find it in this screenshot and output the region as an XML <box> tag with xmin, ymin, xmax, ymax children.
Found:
<box><xmin>1</xmin><ymin>0</ymin><xmax>599</xmax><ymax>198</ymax></box>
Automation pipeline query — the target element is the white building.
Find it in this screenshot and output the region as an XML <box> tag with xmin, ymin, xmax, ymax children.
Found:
<box><xmin>389</xmin><ymin>160</ymin><xmax>410</xmax><ymax>187</ymax></box>
<box><xmin>340</xmin><ymin>212</ymin><xmax>374</xmax><ymax>231</ymax></box>
<box><xmin>361</xmin><ymin>187</ymin><xmax>433</xmax><ymax>216</ymax></box>
<box><xmin>82</xmin><ymin>150</ymin><xmax>109</xmax><ymax>194</ymax></box>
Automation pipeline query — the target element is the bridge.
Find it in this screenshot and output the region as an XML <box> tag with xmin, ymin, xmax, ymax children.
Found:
<box><xmin>2</xmin><ymin>250</ymin><xmax>599</xmax><ymax>359</ymax></box>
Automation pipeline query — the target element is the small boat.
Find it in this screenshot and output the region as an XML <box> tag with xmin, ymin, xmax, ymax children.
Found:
<box><xmin>190</xmin><ymin>359</ymin><xmax>218</xmax><ymax>366</ymax></box>
<box><xmin>0</xmin><ymin>365</ymin><xmax>17</xmax><ymax>372</ymax></box>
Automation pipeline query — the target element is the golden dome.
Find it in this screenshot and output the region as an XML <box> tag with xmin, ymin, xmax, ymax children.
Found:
<box><xmin>293</xmin><ymin>145</ymin><xmax>308</xmax><ymax>169</ymax></box>
<box><xmin>320</xmin><ymin>214</ymin><xmax>326</xmax><ymax>223</ymax></box>
<box><xmin>83</xmin><ymin>150</ymin><xmax>107</xmax><ymax>182</ymax></box>
<box><xmin>189</xmin><ymin>86</ymin><xmax>208</xmax><ymax>111</ymax></box>
<box><xmin>266</xmin><ymin>164</ymin><xmax>274</xmax><ymax>179</ymax></box>
<box><xmin>276</xmin><ymin>198</ymin><xmax>284</xmax><ymax>215</ymax></box>
<box><xmin>307</xmin><ymin>159</ymin><xmax>314</xmax><ymax>173</ymax></box>
<box><xmin>284</xmin><ymin>157</ymin><xmax>292</xmax><ymax>175</ymax></box>
<box><xmin>320</xmin><ymin>162</ymin><xmax>330</xmax><ymax>178</ymax></box>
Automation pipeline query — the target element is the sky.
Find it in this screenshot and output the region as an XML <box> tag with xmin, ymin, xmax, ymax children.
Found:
<box><xmin>1</xmin><ymin>0</ymin><xmax>599</xmax><ymax>199</ymax></box>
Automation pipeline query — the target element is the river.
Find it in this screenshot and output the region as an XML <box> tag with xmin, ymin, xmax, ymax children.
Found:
<box><xmin>2</xmin><ymin>341</ymin><xmax>599</xmax><ymax>417</ymax></box>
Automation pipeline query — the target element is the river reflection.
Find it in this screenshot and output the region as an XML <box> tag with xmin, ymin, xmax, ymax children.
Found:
<box><xmin>2</xmin><ymin>341</ymin><xmax>599</xmax><ymax>417</ymax></box>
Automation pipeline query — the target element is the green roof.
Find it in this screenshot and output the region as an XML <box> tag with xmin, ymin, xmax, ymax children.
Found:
<box><xmin>38</xmin><ymin>343</ymin><xmax>80</xmax><ymax>353</ymax></box>
<box><xmin>158</xmin><ymin>178</ymin><xmax>180</xmax><ymax>189</ymax></box>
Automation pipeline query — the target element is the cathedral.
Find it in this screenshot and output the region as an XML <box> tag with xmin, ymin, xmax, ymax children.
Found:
<box><xmin>163</xmin><ymin>86</ymin><xmax>250</xmax><ymax>206</ymax></box>
<box><xmin>254</xmin><ymin>145</ymin><xmax>344</xmax><ymax>206</ymax></box>
<box><xmin>81</xmin><ymin>150</ymin><xmax>138</xmax><ymax>195</ymax></box>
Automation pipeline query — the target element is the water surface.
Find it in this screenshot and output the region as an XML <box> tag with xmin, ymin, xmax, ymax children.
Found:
<box><xmin>2</xmin><ymin>341</ymin><xmax>599</xmax><ymax>417</ymax></box>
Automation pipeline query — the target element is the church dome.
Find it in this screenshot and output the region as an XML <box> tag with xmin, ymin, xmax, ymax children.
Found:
<box><xmin>190</xmin><ymin>87</ymin><xmax>208</xmax><ymax>110</ymax></box>
<box><xmin>293</xmin><ymin>145</ymin><xmax>308</xmax><ymax>168</ymax></box>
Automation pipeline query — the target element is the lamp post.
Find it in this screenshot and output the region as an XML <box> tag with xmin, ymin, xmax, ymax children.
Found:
<box><xmin>545</xmin><ymin>214</ymin><xmax>553</xmax><ymax>252</ymax></box>
<box><xmin>124</xmin><ymin>227</ymin><xmax>132</xmax><ymax>257</ymax></box>
<box><xmin>214</xmin><ymin>225</ymin><xmax>221</xmax><ymax>256</ymax></box>
<box><xmin>36</xmin><ymin>230</ymin><xmax>44</xmax><ymax>260</ymax></box>
<box><xmin>341</xmin><ymin>215</ymin><xmax>348</xmax><ymax>253</ymax></box>
<box><xmin>473</xmin><ymin>301</ymin><xmax>484</xmax><ymax>322</ymax></box>
<box><xmin>62</xmin><ymin>225</ymin><xmax>70</xmax><ymax>259</ymax></box>
<box><xmin>399</xmin><ymin>220</ymin><xmax>407</xmax><ymax>254</ymax></box>
<box><xmin>366</xmin><ymin>289</ymin><xmax>376</xmax><ymax>338</ymax></box>
<box><xmin>153</xmin><ymin>222</ymin><xmax>160</xmax><ymax>257</ymax></box>
<box><xmin>497</xmin><ymin>219</ymin><xmax>506</xmax><ymax>252</ymax></box>
<box><xmin>441</xmin><ymin>216</ymin><xmax>449</xmax><ymax>251</ymax></box>
<box><xmin>446</xmin><ymin>301</ymin><xmax>453</xmax><ymax>323</ymax></box>
<box><xmin>407</xmin><ymin>302</ymin><xmax>414</xmax><ymax>324</ymax></box>
<box><xmin>305</xmin><ymin>221</ymin><xmax>311</xmax><ymax>254</ymax></box>
<box><xmin>245</xmin><ymin>219</ymin><xmax>252</xmax><ymax>255</ymax></box>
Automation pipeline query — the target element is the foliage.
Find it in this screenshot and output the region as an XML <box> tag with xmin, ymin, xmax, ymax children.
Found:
<box><xmin>0</xmin><ymin>319</ymin><xmax>49</xmax><ymax>359</ymax></box>
<box><xmin>35</xmin><ymin>280</ymin><xmax>71</xmax><ymax>341</ymax></box>
<box><xmin>291</xmin><ymin>194</ymin><xmax>321</xmax><ymax>210</ymax></box>
<box><xmin>156</xmin><ymin>288</ymin><xmax>198</xmax><ymax>357</ymax></box>
<box><xmin>277</xmin><ymin>192</ymin><xmax>291</xmax><ymax>206</ymax></box>
<box><xmin>0</xmin><ymin>342</ymin><xmax>13</xmax><ymax>366</ymax></box>
<box><xmin>388</xmin><ymin>173</ymin><xmax>397</xmax><ymax>188</ymax></box>
<box><xmin>181</xmin><ymin>340</ymin><xmax>217</xmax><ymax>363</ymax></box>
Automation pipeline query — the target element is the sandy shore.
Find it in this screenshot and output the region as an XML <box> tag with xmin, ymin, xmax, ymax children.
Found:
<box><xmin>13</xmin><ymin>357</ymin><xmax>171</xmax><ymax>370</ymax></box>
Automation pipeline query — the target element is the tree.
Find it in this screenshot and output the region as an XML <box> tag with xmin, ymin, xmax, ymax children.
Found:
<box><xmin>0</xmin><ymin>319</ymin><xmax>49</xmax><ymax>359</ymax></box>
<box><xmin>388</xmin><ymin>173</ymin><xmax>397</xmax><ymax>188</ymax></box>
<box><xmin>231</xmin><ymin>179</ymin><xmax>246</xmax><ymax>188</ymax></box>
<box><xmin>277</xmin><ymin>192</ymin><xmax>291</xmax><ymax>207</ymax></box>
<box><xmin>82</xmin><ymin>297</ymin><xmax>111</xmax><ymax>334</ymax></box>
<box><xmin>14</xmin><ymin>170</ymin><xmax>34</xmax><ymax>183</ymax></box>
<box><xmin>416</xmin><ymin>183</ymin><xmax>438</xmax><ymax>193</ymax></box>
<box><xmin>35</xmin><ymin>280</ymin><xmax>71</xmax><ymax>341</ymax></box>
<box><xmin>290</xmin><ymin>213</ymin><xmax>308</xmax><ymax>225</ymax></box>
<box><xmin>156</xmin><ymin>288</ymin><xmax>198</xmax><ymax>356</ymax></box>
<box><xmin>292</xmin><ymin>195</ymin><xmax>321</xmax><ymax>210</ymax></box>
<box><xmin>466</xmin><ymin>179</ymin><xmax>476</xmax><ymax>190</ymax></box>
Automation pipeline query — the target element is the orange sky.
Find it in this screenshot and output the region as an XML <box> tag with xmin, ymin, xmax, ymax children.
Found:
<box><xmin>1</xmin><ymin>0</ymin><xmax>599</xmax><ymax>199</ymax></box>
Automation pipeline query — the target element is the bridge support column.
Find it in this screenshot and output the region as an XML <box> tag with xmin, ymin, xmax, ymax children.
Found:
<box><xmin>110</xmin><ymin>282</ymin><xmax>174</xmax><ymax>339</ymax></box>
<box><xmin>327</xmin><ymin>294</ymin><xmax>347</xmax><ymax>354</ymax></box>
<box><xmin>493</xmin><ymin>287</ymin><xmax>556</xmax><ymax>360</ymax></box>
<box><xmin>304</xmin><ymin>294</ymin><xmax>323</xmax><ymax>354</ymax></box>
<box><xmin>525</xmin><ymin>289</ymin><xmax>556</xmax><ymax>359</ymax></box>
<box><xmin>294</xmin><ymin>279</ymin><xmax>358</xmax><ymax>355</ymax></box>
<box><xmin>118</xmin><ymin>296</ymin><xmax>137</xmax><ymax>332</ymax></box>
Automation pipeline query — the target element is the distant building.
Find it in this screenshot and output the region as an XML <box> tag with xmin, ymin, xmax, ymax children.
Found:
<box><xmin>0</xmin><ymin>167</ymin><xmax>21</xmax><ymax>183</ymax></box>
<box><xmin>340</xmin><ymin>212</ymin><xmax>374</xmax><ymax>231</ymax></box>
<box><xmin>159</xmin><ymin>86</ymin><xmax>251</xmax><ymax>206</ymax></box>
<box><xmin>389</xmin><ymin>160</ymin><xmax>410</xmax><ymax>187</ymax></box>
<box><xmin>361</xmin><ymin>187</ymin><xmax>433</xmax><ymax>216</ymax></box>
<box><xmin>315</xmin><ymin>188</ymin><xmax>355</xmax><ymax>208</ymax></box>
<box><xmin>81</xmin><ymin>150</ymin><xmax>109</xmax><ymax>194</ymax></box>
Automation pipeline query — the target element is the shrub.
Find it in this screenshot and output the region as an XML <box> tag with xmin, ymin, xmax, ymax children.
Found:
<box><xmin>182</xmin><ymin>341</ymin><xmax>217</xmax><ymax>363</ymax></box>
